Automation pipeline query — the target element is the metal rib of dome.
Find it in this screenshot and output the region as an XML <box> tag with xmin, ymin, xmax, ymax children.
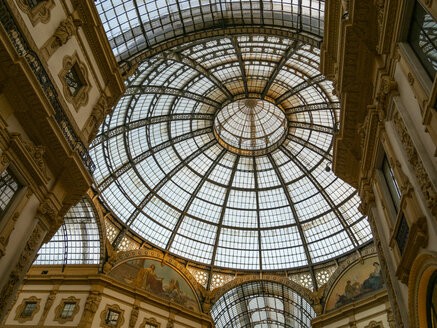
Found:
<box><xmin>90</xmin><ymin>33</ymin><xmax>372</xmax><ymax>272</ymax></box>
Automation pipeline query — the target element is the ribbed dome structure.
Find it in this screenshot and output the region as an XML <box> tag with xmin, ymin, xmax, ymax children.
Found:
<box><xmin>90</xmin><ymin>33</ymin><xmax>372</xmax><ymax>271</ymax></box>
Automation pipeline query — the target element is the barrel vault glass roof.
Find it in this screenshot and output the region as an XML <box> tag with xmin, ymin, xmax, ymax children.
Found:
<box><xmin>211</xmin><ymin>280</ymin><xmax>316</xmax><ymax>327</ymax></box>
<box><xmin>95</xmin><ymin>0</ymin><xmax>326</xmax><ymax>62</ymax></box>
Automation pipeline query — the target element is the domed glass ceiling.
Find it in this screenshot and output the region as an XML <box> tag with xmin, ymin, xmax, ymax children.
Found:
<box><xmin>90</xmin><ymin>31</ymin><xmax>372</xmax><ymax>271</ymax></box>
<box><xmin>214</xmin><ymin>99</ymin><xmax>288</xmax><ymax>155</ymax></box>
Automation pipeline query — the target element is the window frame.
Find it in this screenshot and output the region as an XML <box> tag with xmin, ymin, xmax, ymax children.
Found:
<box><xmin>398</xmin><ymin>0</ymin><xmax>436</xmax><ymax>95</ymax></box>
<box><xmin>14</xmin><ymin>296</ymin><xmax>41</xmax><ymax>323</ymax></box>
<box><xmin>100</xmin><ymin>304</ymin><xmax>125</xmax><ymax>328</ymax></box>
<box><xmin>141</xmin><ymin>317</ymin><xmax>161</xmax><ymax>328</ymax></box>
<box><xmin>0</xmin><ymin>166</ymin><xmax>22</xmax><ymax>220</ymax></box>
<box><xmin>407</xmin><ymin>1</ymin><xmax>437</xmax><ymax>81</ymax></box>
<box><xmin>54</xmin><ymin>296</ymin><xmax>80</xmax><ymax>324</ymax></box>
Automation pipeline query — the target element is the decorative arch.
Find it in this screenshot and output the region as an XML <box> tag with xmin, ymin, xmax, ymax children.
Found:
<box><xmin>210</xmin><ymin>279</ymin><xmax>316</xmax><ymax>328</ymax></box>
<box><xmin>322</xmin><ymin>248</ymin><xmax>384</xmax><ymax>313</ymax></box>
<box><xmin>210</xmin><ymin>274</ymin><xmax>313</xmax><ymax>306</ymax></box>
<box><xmin>408</xmin><ymin>252</ymin><xmax>437</xmax><ymax>328</ymax></box>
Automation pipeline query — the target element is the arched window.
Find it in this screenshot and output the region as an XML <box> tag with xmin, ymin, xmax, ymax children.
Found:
<box><xmin>35</xmin><ymin>197</ymin><xmax>101</xmax><ymax>265</ymax></box>
<box><xmin>427</xmin><ymin>271</ymin><xmax>437</xmax><ymax>328</ymax></box>
<box><xmin>211</xmin><ymin>280</ymin><xmax>315</xmax><ymax>328</ymax></box>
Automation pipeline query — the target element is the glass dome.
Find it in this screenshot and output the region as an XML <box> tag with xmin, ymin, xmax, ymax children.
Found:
<box><xmin>214</xmin><ymin>99</ymin><xmax>288</xmax><ymax>156</ymax></box>
<box><xmin>90</xmin><ymin>32</ymin><xmax>372</xmax><ymax>272</ymax></box>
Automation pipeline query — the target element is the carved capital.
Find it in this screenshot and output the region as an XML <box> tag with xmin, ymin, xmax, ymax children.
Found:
<box><xmin>128</xmin><ymin>305</ymin><xmax>139</xmax><ymax>328</ymax></box>
<box><xmin>309</xmin><ymin>284</ymin><xmax>326</xmax><ymax>315</ymax></box>
<box><xmin>42</xmin><ymin>15</ymin><xmax>82</xmax><ymax>59</ymax></box>
<box><xmin>21</xmin><ymin>137</ymin><xmax>48</xmax><ymax>179</ymax></box>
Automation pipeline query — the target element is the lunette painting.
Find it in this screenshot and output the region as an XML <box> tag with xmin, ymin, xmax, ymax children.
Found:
<box><xmin>108</xmin><ymin>258</ymin><xmax>199</xmax><ymax>311</ymax></box>
<box><xmin>325</xmin><ymin>256</ymin><xmax>384</xmax><ymax>311</ymax></box>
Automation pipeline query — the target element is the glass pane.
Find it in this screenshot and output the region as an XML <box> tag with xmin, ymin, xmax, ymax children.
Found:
<box><xmin>0</xmin><ymin>168</ymin><xmax>20</xmax><ymax>218</ymax></box>
<box><xmin>408</xmin><ymin>1</ymin><xmax>437</xmax><ymax>79</ymax></box>
<box><xmin>382</xmin><ymin>156</ymin><xmax>401</xmax><ymax>212</ymax></box>
<box><xmin>21</xmin><ymin>302</ymin><xmax>36</xmax><ymax>317</ymax></box>
<box><xmin>105</xmin><ymin>310</ymin><xmax>120</xmax><ymax>326</ymax></box>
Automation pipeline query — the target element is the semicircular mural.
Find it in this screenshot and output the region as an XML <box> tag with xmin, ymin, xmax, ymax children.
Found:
<box><xmin>325</xmin><ymin>255</ymin><xmax>385</xmax><ymax>311</ymax></box>
<box><xmin>108</xmin><ymin>258</ymin><xmax>200</xmax><ymax>312</ymax></box>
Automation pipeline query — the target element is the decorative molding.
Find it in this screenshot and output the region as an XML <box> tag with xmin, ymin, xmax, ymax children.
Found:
<box><xmin>364</xmin><ymin>320</ymin><xmax>384</xmax><ymax>328</ymax></box>
<box><xmin>392</xmin><ymin>110</ymin><xmax>437</xmax><ymax>216</ymax></box>
<box><xmin>36</xmin><ymin>200</ymin><xmax>61</xmax><ymax>244</ymax></box>
<box><xmin>53</xmin><ymin>296</ymin><xmax>80</xmax><ymax>324</ymax></box>
<box><xmin>100</xmin><ymin>303</ymin><xmax>125</xmax><ymax>328</ymax></box>
<box><xmin>0</xmin><ymin>224</ymin><xmax>44</xmax><ymax>315</ymax></box>
<box><xmin>0</xmin><ymin>213</ymin><xmax>20</xmax><ymax>259</ymax></box>
<box><xmin>408</xmin><ymin>252</ymin><xmax>437</xmax><ymax>328</ymax></box>
<box><xmin>140</xmin><ymin>316</ymin><xmax>161</xmax><ymax>328</ymax></box>
<box><xmin>41</xmin><ymin>15</ymin><xmax>82</xmax><ymax>59</ymax></box>
<box><xmin>368</xmin><ymin>212</ymin><xmax>404</xmax><ymax>328</ymax></box>
<box><xmin>84</xmin><ymin>93</ymin><xmax>112</xmax><ymax>144</ymax></box>
<box><xmin>13</xmin><ymin>296</ymin><xmax>41</xmax><ymax>323</ymax></box>
<box><xmin>79</xmin><ymin>290</ymin><xmax>102</xmax><ymax>327</ymax></box>
<box><xmin>210</xmin><ymin>274</ymin><xmax>313</xmax><ymax>309</ymax></box>
<box><xmin>15</xmin><ymin>0</ymin><xmax>54</xmax><ymax>26</ymax></box>
<box><xmin>38</xmin><ymin>289</ymin><xmax>57</xmax><ymax>326</ymax></box>
<box><xmin>58</xmin><ymin>52</ymin><xmax>91</xmax><ymax>112</ymax></box>
<box><xmin>128</xmin><ymin>304</ymin><xmax>139</xmax><ymax>328</ymax></box>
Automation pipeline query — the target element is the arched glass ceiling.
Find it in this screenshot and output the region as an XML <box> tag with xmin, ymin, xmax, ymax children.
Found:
<box><xmin>95</xmin><ymin>0</ymin><xmax>325</xmax><ymax>62</ymax></box>
<box><xmin>211</xmin><ymin>280</ymin><xmax>315</xmax><ymax>327</ymax></box>
<box><xmin>35</xmin><ymin>198</ymin><xmax>101</xmax><ymax>266</ymax></box>
<box><xmin>90</xmin><ymin>34</ymin><xmax>372</xmax><ymax>271</ymax></box>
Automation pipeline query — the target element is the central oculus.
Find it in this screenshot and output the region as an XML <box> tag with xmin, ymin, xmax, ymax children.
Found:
<box><xmin>213</xmin><ymin>99</ymin><xmax>288</xmax><ymax>156</ymax></box>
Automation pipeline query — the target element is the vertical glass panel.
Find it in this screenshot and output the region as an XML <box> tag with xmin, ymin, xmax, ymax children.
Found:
<box><xmin>382</xmin><ymin>156</ymin><xmax>401</xmax><ymax>212</ymax></box>
<box><xmin>0</xmin><ymin>168</ymin><xmax>21</xmax><ymax>218</ymax></box>
<box><xmin>35</xmin><ymin>198</ymin><xmax>100</xmax><ymax>265</ymax></box>
<box><xmin>21</xmin><ymin>302</ymin><xmax>36</xmax><ymax>317</ymax></box>
<box><xmin>408</xmin><ymin>1</ymin><xmax>437</xmax><ymax>79</ymax></box>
